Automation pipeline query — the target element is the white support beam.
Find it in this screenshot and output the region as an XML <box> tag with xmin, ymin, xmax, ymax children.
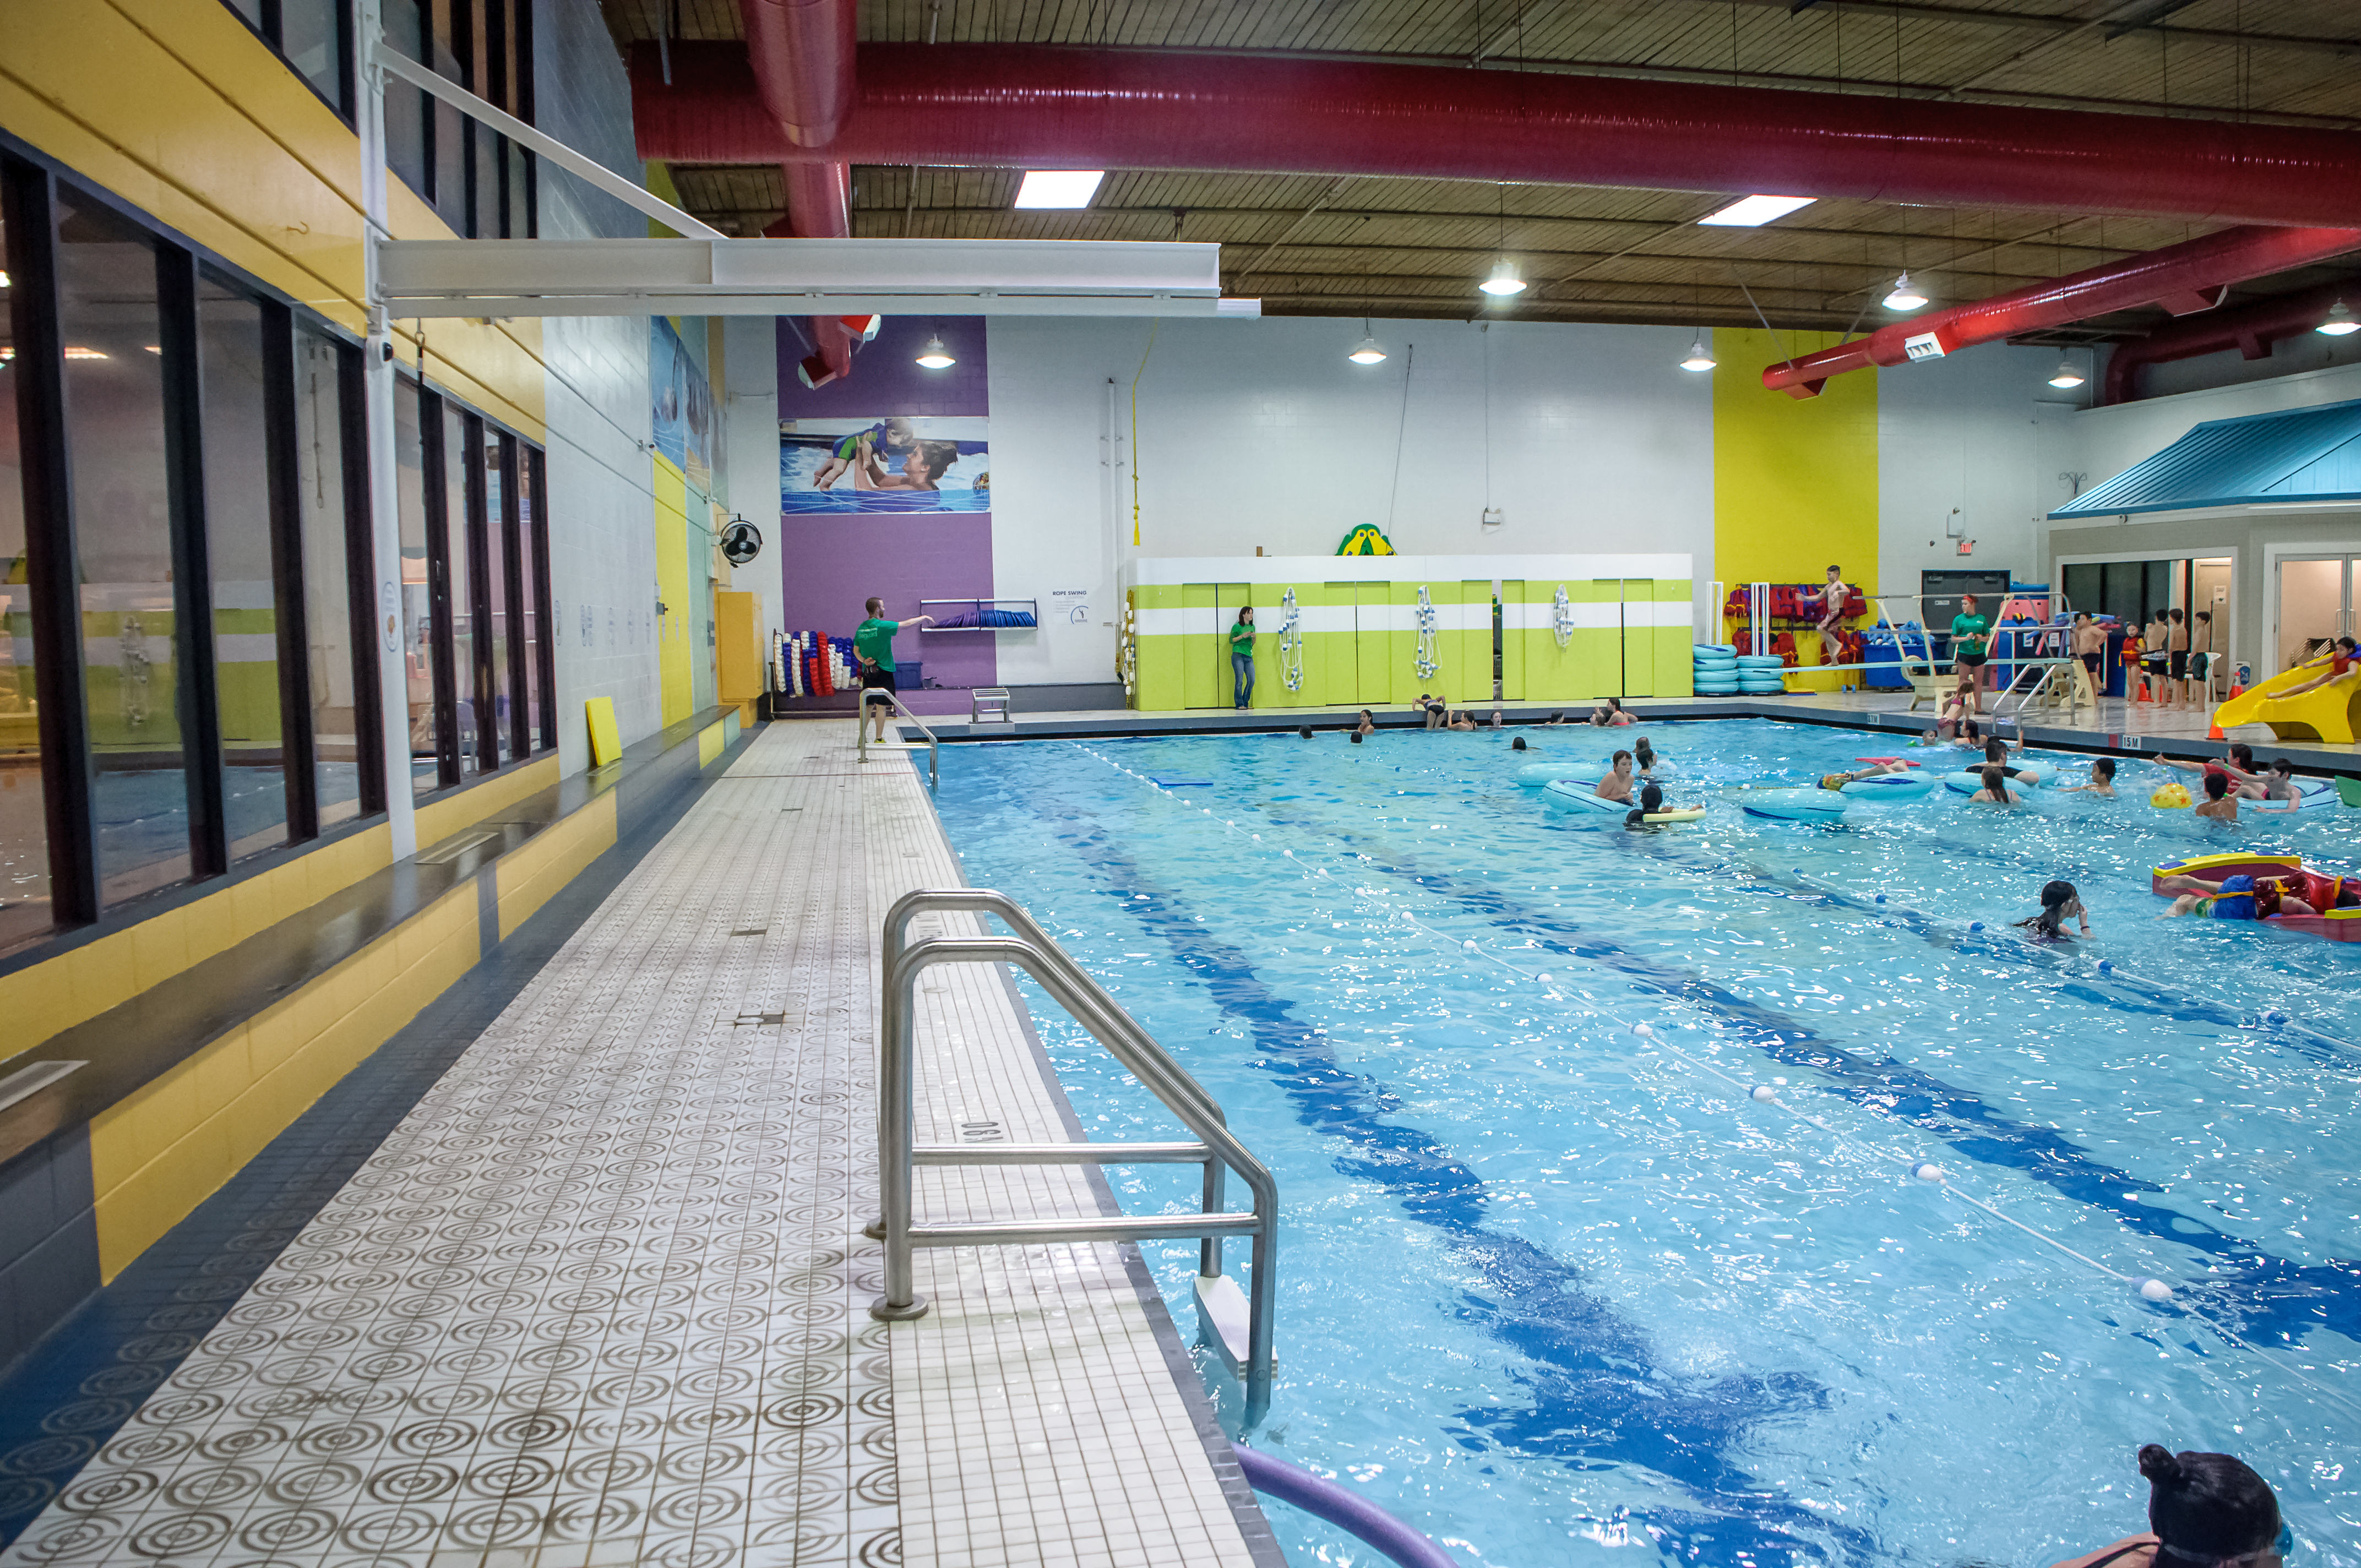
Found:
<box><xmin>373</xmin><ymin>44</ymin><xmax>727</xmax><ymax>241</ymax></box>
<box><xmin>376</xmin><ymin>237</ymin><xmax>1256</xmax><ymax>318</ymax></box>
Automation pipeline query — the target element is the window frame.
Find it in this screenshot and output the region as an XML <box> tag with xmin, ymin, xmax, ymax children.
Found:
<box><xmin>216</xmin><ymin>0</ymin><xmax>358</xmax><ymax>123</ymax></box>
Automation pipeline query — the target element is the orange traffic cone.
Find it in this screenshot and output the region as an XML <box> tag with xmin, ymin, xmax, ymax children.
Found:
<box><xmin>2227</xmin><ymin>683</ymin><xmax>2244</xmax><ymax>700</ymax></box>
<box><xmin>2135</xmin><ymin>679</ymin><xmax>2151</xmax><ymax>703</ymax></box>
<box><xmin>2207</xmin><ymin>722</ymin><xmax>2227</xmax><ymax>741</ymax></box>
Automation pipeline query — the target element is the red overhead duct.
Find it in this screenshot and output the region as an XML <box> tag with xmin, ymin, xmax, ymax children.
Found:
<box><xmin>632</xmin><ymin>43</ymin><xmax>2361</xmax><ymax>230</ymax></box>
<box><xmin>1758</xmin><ymin>225</ymin><xmax>2361</xmax><ymax>398</ymax></box>
<box><xmin>2100</xmin><ymin>280</ymin><xmax>2357</xmax><ymax>406</ymax></box>
<box><xmin>738</xmin><ymin>0</ymin><xmax>859</xmax><ymax>384</ymax></box>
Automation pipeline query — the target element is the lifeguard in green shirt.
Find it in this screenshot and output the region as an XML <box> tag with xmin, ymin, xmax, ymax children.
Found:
<box><xmin>1229</xmin><ymin>605</ymin><xmax>1257</xmax><ymax>709</ymax></box>
<box><xmin>853</xmin><ymin>596</ymin><xmax>934</xmax><ymax>742</ymax></box>
<box><xmin>1950</xmin><ymin>592</ymin><xmax>1992</xmax><ymax>714</ymax></box>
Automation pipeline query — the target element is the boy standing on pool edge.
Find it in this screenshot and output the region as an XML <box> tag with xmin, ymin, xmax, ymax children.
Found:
<box><xmin>853</xmin><ymin>597</ymin><xmax>934</xmax><ymax>743</ymax></box>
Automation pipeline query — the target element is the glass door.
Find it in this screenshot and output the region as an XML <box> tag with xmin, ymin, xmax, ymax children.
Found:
<box><xmin>2274</xmin><ymin>557</ymin><xmax>2355</xmax><ymax>676</ymax></box>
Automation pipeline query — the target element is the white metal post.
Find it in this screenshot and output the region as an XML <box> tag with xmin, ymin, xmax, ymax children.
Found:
<box><xmin>357</xmin><ymin>0</ymin><xmax>419</xmax><ymax>858</ymax></box>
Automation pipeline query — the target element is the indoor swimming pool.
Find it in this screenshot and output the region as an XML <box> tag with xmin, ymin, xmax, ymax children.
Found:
<box><xmin>927</xmin><ymin>720</ymin><xmax>2359</xmax><ymax>1568</ymax></box>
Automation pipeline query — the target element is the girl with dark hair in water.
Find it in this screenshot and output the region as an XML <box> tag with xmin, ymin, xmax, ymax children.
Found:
<box><xmin>2014</xmin><ymin>880</ymin><xmax>2090</xmax><ymax>938</ymax></box>
<box><xmin>2048</xmin><ymin>1444</ymin><xmax>2284</xmax><ymax>1568</ymax></box>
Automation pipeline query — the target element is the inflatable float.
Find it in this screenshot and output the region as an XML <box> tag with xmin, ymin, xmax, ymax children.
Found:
<box><xmin>1539</xmin><ymin>780</ymin><xmax>1701</xmax><ymax>823</ymax></box>
<box><xmin>2151</xmin><ymin>852</ymin><xmax>2361</xmax><ymax>943</ymax></box>
<box><xmin>1940</xmin><ymin>760</ymin><xmax>2059</xmax><ymax>793</ymax></box>
<box><xmin>1742</xmin><ymin>789</ymin><xmax>1848</xmax><ymax>824</ymax></box>
<box><xmin>1826</xmin><ymin>772</ymin><xmax>1938</xmax><ymax>800</ymax></box>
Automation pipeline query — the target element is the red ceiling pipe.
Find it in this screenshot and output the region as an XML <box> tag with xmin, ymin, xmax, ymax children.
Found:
<box><xmin>1758</xmin><ymin>224</ymin><xmax>2361</xmax><ymax>398</ymax></box>
<box><xmin>2101</xmin><ymin>279</ymin><xmax>2357</xmax><ymax>406</ymax></box>
<box><xmin>738</xmin><ymin>0</ymin><xmax>858</xmax><ymax>384</ymax></box>
<box><xmin>633</xmin><ymin>42</ymin><xmax>2361</xmax><ymax>230</ymax></box>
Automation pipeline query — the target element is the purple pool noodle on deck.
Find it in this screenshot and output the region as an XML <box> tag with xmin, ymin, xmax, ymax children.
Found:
<box><xmin>1233</xmin><ymin>1445</ymin><xmax>1465</xmax><ymax>1568</ymax></box>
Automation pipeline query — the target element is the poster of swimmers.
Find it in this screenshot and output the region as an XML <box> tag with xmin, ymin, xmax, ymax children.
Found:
<box><xmin>777</xmin><ymin>415</ymin><xmax>989</xmax><ymax>513</ymax></box>
<box><xmin>649</xmin><ymin>317</ymin><xmax>717</xmax><ymax>495</ymax></box>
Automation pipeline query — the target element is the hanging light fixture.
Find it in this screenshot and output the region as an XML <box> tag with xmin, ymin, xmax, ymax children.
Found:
<box><xmin>1678</xmin><ymin>335</ymin><xmax>1717</xmax><ymax>372</ymax></box>
<box><xmin>1883</xmin><ymin>271</ymin><xmax>1929</xmax><ymax>312</ymax></box>
<box><xmin>1347</xmin><ymin>319</ymin><xmax>1389</xmax><ymax>364</ymax></box>
<box><xmin>1479</xmin><ymin>258</ymin><xmax>1527</xmax><ymax>297</ymax></box>
<box><xmin>2317</xmin><ymin>300</ymin><xmax>2360</xmax><ymax>336</ymax></box>
<box><xmin>914</xmin><ymin>333</ymin><xmax>956</xmax><ymax>368</ymax></box>
<box><xmin>2047</xmin><ymin>354</ymin><xmax>2087</xmax><ymax>388</ymax></box>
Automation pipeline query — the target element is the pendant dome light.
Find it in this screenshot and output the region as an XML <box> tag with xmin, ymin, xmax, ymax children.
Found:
<box><xmin>1678</xmin><ymin>335</ymin><xmax>1716</xmax><ymax>372</ymax></box>
<box><xmin>2047</xmin><ymin>355</ymin><xmax>2087</xmax><ymax>388</ymax></box>
<box><xmin>1479</xmin><ymin>182</ymin><xmax>1527</xmax><ymax>297</ymax></box>
<box><xmin>914</xmin><ymin>333</ymin><xmax>957</xmax><ymax>368</ymax></box>
<box><xmin>2317</xmin><ymin>300</ymin><xmax>2360</xmax><ymax>336</ymax></box>
<box><xmin>1347</xmin><ymin>320</ymin><xmax>1389</xmax><ymax>363</ymax></box>
<box><xmin>1882</xmin><ymin>271</ymin><xmax>1929</xmax><ymax>312</ymax></box>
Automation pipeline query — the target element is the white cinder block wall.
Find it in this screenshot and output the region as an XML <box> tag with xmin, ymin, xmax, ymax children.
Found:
<box><xmin>984</xmin><ymin>317</ymin><xmax>1718</xmax><ymax>685</ymax></box>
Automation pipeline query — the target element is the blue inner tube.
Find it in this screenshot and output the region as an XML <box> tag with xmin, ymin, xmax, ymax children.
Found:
<box><xmin>1840</xmin><ymin>771</ymin><xmax>1936</xmax><ymax>798</ymax></box>
<box><xmin>1742</xmin><ymin>788</ymin><xmax>1848</xmax><ymax>821</ymax></box>
<box><xmin>1541</xmin><ymin>778</ymin><xmax>1630</xmax><ymax>813</ymax></box>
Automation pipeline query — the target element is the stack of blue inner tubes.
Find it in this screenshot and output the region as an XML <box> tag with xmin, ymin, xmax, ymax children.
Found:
<box><xmin>1693</xmin><ymin>643</ymin><xmax>1738</xmax><ymax>695</ymax></box>
<box><xmin>1736</xmin><ymin>654</ymin><xmax>1788</xmax><ymax>694</ymax></box>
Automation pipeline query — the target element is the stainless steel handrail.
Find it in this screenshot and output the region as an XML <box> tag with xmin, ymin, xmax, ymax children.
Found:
<box><xmin>869</xmin><ymin>889</ymin><xmax>1278</xmax><ymax>1425</ymax></box>
<box><xmin>857</xmin><ymin>684</ymin><xmax>939</xmax><ymax>789</ymax></box>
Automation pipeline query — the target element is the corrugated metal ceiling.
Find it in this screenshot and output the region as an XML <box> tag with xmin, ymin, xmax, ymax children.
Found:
<box><xmin>607</xmin><ymin>1</ymin><xmax>2361</xmax><ymax>333</ymax></box>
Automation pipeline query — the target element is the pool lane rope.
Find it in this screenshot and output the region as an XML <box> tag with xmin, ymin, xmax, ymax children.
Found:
<box><xmin>1063</xmin><ymin>743</ymin><xmax>2180</xmax><ymax>1304</ymax></box>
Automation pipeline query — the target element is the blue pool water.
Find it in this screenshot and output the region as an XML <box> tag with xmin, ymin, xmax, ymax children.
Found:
<box><xmin>927</xmin><ymin>720</ymin><xmax>2359</xmax><ymax>1568</ymax></box>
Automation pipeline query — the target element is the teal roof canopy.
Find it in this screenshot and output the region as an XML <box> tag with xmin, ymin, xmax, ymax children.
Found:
<box><xmin>2049</xmin><ymin>396</ymin><xmax>2361</xmax><ymax>519</ymax></box>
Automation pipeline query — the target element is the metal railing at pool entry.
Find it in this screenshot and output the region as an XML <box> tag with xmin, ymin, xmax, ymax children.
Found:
<box><xmin>856</xmin><ymin>684</ymin><xmax>939</xmax><ymax>789</ymax></box>
<box><xmin>1234</xmin><ymin>1446</ymin><xmax>1467</xmax><ymax>1568</ymax></box>
<box><xmin>868</xmin><ymin>888</ymin><xmax>1281</xmax><ymax>1425</ymax></box>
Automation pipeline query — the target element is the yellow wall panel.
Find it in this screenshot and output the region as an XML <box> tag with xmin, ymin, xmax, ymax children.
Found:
<box><xmin>699</xmin><ymin>722</ymin><xmax>723</xmax><ymax>767</ymax></box>
<box><xmin>656</xmin><ymin>458</ymin><xmax>694</xmax><ymax>726</ymax></box>
<box><xmin>499</xmin><ymin>794</ymin><xmax>618</xmax><ymax>939</ymax></box>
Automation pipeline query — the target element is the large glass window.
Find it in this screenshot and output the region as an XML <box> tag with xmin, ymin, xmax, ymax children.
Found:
<box><xmin>442</xmin><ymin>402</ymin><xmax>477</xmax><ymax>781</ymax></box>
<box><xmin>482</xmin><ymin>426</ymin><xmax>513</xmax><ymax>766</ymax></box>
<box><xmin>519</xmin><ymin>444</ymin><xmax>546</xmax><ymax>752</ymax></box>
<box><xmin>59</xmin><ymin>192</ymin><xmax>194</xmax><ymax>908</ymax></box>
<box><xmin>198</xmin><ymin>275</ymin><xmax>290</xmax><ymax>860</ymax></box>
<box><xmin>219</xmin><ymin>0</ymin><xmax>350</xmax><ymax>115</ymax></box>
<box><xmin>295</xmin><ymin>329</ymin><xmax>364</xmax><ymax>827</ymax></box>
<box><xmin>0</xmin><ymin>213</ymin><xmax>51</xmax><ymax>952</ymax></box>
<box><xmin>396</xmin><ymin>383</ymin><xmax>437</xmax><ymax>796</ymax></box>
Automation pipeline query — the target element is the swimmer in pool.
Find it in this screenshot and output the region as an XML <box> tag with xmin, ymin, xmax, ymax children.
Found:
<box><xmin>1631</xmin><ymin>737</ymin><xmax>1674</xmax><ymax>777</ymax></box>
<box><xmin>2256</xmin><ymin>756</ymin><xmax>2308</xmax><ymax>812</ymax></box>
<box><xmin>1588</xmin><ymin>698</ymin><xmax>1634</xmax><ymax>727</ymax></box>
<box><xmin>2045</xmin><ymin>1444</ymin><xmax>2284</xmax><ymax>1568</ymax></box>
<box><xmin>1446</xmin><ymin>710</ymin><xmax>1478</xmax><ymax>731</ymax></box>
<box><xmin>2056</xmin><ymin>757</ymin><xmax>2118</xmax><ymax>798</ymax></box>
<box><xmin>1624</xmin><ymin>782</ymin><xmax>1668</xmax><ymax>830</ymax></box>
<box><xmin>2161</xmin><ymin>743</ymin><xmax>2265</xmax><ymax>799</ymax></box>
<box><xmin>1595</xmin><ymin>750</ymin><xmax>1636</xmax><ymax>804</ymax></box>
<box><xmin>1356</xmin><ymin>709</ymin><xmax>1376</xmax><ymax>736</ymax></box>
<box><xmin>1969</xmin><ymin>764</ymin><xmax>2020</xmax><ymax>805</ymax></box>
<box><xmin>1511</xmin><ymin>735</ymin><xmax>1528</xmax><ymax>752</ymax></box>
<box><xmin>2014</xmin><ymin>879</ymin><xmax>2091</xmax><ymax>939</ymax></box>
<box><xmin>1544</xmin><ymin>711</ymin><xmax>1571</xmax><ymax>726</ymax></box>
<box><xmin>2193</xmin><ymin>769</ymin><xmax>2240</xmax><ymax>821</ymax></box>
<box><xmin>1349</xmin><ymin>732</ymin><xmax>1364</xmax><ymax>744</ymax></box>
<box><xmin>859</xmin><ymin>439</ymin><xmax>961</xmax><ymax>492</ymax></box>
<box><xmin>1983</xmin><ymin>737</ymin><xmax>2045</xmax><ymax>787</ymax></box>
<box><xmin>1419</xmin><ymin>693</ymin><xmax>1447</xmax><ymax>730</ymax></box>
<box><xmin>1818</xmin><ymin>761</ymin><xmax>1908</xmax><ymax>790</ymax></box>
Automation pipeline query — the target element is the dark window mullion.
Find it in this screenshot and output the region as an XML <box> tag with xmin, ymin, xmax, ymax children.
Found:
<box><xmin>335</xmin><ymin>339</ymin><xmax>386</xmax><ymax>816</ymax></box>
<box><xmin>514</xmin><ymin>0</ymin><xmax>535</xmax><ymax>237</ymax></box>
<box><xmin>336</xmin><ymin>0</ymin><xmax>357</xmax><ymax>117</ymax></box>
<box><xmin>419</xmin><ymin>390</ymin><xmax>461</xmax><ymax>790</ymax></box>
<box><xmin>157</xmin><ymin>246</ymin><xmax>229</xmax><ymax>881</ymax></box>
<box><xmin>259</xmin><ymin>0</ymin><xmax>284</xmax><ymax>45</ymax></box>
<box><xmin>485</xmin><ymin>0</ymin><xmax>509</xmax><ymax>237</ymax></box>
<box><xmin>463</xmin><ymin>413</ymin><xmax>498</xmax><ymax>775</ymax></box>
<box><xmin>499</xmin><ymin>433</ymin><xmax>528</xmax><ymax>760</ymax></box>
<box><xmin>454</xmin><ymin>0</ymin><xmax>477</xmax><ymax>238</ymax></box>
<box><xmin>528</xmin><ymin>445</ymin><xmax>553</xmax><ymax>750</ymax></box>
<box><xmin>1</xmin><ymin>157</ymin><xmax>99</xmax><ymax>927</ymax></box>
<box><xmin>260</xmin><ymin>299</ymin><xmax>318</xmax><ymax>840</ymax></box>
<box><xmin>417</xmin><ymin>0</ymin><xmax>437</xmax><ymax>205</ymax></box>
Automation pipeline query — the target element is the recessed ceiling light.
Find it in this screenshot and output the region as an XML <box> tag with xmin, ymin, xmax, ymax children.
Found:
<box><xmin>2318</xmin><ymin>300</ymin><xmax>2360</xmax><ymax>336</ymax></box>
<box><xmin>915</xmin><ymin>333</ymin><xmax>956</xmax><ymax>368</ymax></box>
<box><xmin>1882</xmin><ymin>271</ymin><xmax>1929</xmax><ymax>312</ymax></box>
<box><xmin>1699</xmin><ymin>195</ymin><xmax>1816</xmax><ymax>227</ymax></box>
<box><xmin>1479</xmin><ymin>258</ymin><xmax>1527</xmax><ymax>297</ymax></box>
<box><xmin>1013</xmin><ymin>170</ymin><xmax>1105</xmax><ymax>209</ymax></box>
<box><xmin>2048</xmin><ymin>357</ymin><xmax>2086</xmax><ymax>388</ymax></box>
<box><xmin>1679</xmin><ymin>336</ymin><xmax>1717</xmax><ymax>372</ymax></box>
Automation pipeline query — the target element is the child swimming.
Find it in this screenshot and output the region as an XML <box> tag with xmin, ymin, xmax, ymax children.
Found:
<box><xmin>2057</xmin><ymin>758</ymin><xmax>2117</xmax><ymax>797</ymax></box>
<box><xmin>2014</xmin><ymin>880</ymin><xmax>2091</xmax><ymax>938</ymax></box>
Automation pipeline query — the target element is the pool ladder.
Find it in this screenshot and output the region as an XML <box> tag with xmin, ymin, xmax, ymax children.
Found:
<box><xmin>866</xmin><ymin>889</ymin><xmax>1280</xmax><ymax>1426</ymax></box>
<box><xmin>856</xmin><ymin>685</ymin><xmax>939</xmax><ymax>789</ymax></box>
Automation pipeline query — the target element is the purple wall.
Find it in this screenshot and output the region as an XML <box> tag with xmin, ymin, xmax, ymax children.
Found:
<box><xmin>776</xmin><ymin>317</ymin><xmax>994</xmax><ymax>698</ymax></box>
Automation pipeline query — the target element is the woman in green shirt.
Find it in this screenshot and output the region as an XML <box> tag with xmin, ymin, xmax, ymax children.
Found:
<box><xmin>1230</xmin><ymin>606</ymin><xmax>1256</xmax><ymax>709</ymax></box>
<box><xmin>1950</xmin><ymin>593</ymin><xmax>1992</xmax><ymax>714</ymax></box>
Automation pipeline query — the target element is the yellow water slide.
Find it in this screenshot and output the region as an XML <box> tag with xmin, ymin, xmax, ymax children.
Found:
<box><xmin>2211</xmin><ymin>656</ymin><xmax>2361</xmax><ymax>744</ymax></box>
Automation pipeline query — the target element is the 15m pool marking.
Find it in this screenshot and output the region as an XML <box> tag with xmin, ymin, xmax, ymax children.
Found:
<box><xmin>1059</xmin><ymin>741</ymin><xmax>2361</xmax><ymax>1401</ymax></box>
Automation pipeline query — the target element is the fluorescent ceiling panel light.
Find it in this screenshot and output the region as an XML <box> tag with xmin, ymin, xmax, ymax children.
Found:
<box><xmin>1699</xmin><ymin>195</ymin><xmax>1816</xmax><ymax>227</ymax></box>
<box><xmin>1013</xmin><ymin>170</ymin><xmax>1106</xmax><ymax>209</ymax></box>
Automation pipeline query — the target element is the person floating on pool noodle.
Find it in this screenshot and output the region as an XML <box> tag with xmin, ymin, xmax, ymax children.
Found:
<box><xmin>1624</xmin><ymin>782</ymin><xmax>1668</xmax><ymax>830</ymax></box>
<box><xmin>812</xmin><ymin>417</ymin><xmax>915</xmax><ymax>489</ymax></box>
<box><xmin>2045</xmin><ymin>1444</ymin><xmax>2286</xmax><ymax>1568</ymax></box>
<box><xmin>1969</xmin><ymin>764</ymin><xmax>2021</xmax><ymax>805</ymax></box>
<box><xmin>2274</xmin><ymin>633</ymin><xmax>2359</xmax><ymax>698</ymax></box>
<box><xmin>2014</xmin><ymin>880</ymin><xmax>2091</xmax><ymax>939</ymax></box>
<box><xmin>2057</xmin><ymin>758</ymin><xmax>2118</xmax><ymax>798</ymax></box>
<box><xmin>1595</xmin><ymin>750</ymin><xmax>1636</xmax><ymax>804</ymax></box>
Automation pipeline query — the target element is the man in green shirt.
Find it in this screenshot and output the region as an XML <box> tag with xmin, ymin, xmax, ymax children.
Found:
<box><xmin>1229</xmin><ymin>605</ymin><xmax>1256</xmax><ymax>709</ymax></box>
<box><xmin>853</xmin><ymin>596</ymin><xmax>934</xmax><ymax>742</ymax></box>
<box><xmin>1950</xmin><ymin>592</ymin><xmax>1992</xmax><ymax>714</ymax></box>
